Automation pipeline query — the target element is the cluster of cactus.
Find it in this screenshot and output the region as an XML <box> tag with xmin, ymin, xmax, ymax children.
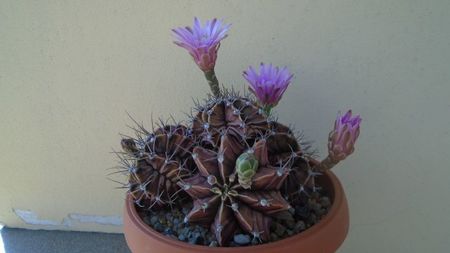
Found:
<box><xmin>118</xmin><ymin>93</ymin><xmax>322</xmax><ymax>245</ymax></box>
<box><xmin>180</xmin><ymin>99</ymin><xmax>312</xmax><ymax>245</ymax></box>
<box><xmin>115</xmin><ymin>17</ymin><xmax>361</xmax><ymax>246</ymax></box>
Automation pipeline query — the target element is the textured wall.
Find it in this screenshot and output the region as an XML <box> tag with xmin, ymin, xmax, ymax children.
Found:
<box><xmin>1</xmin><ymin>0</ymin><xmax>449</xmax><ymax>252</ymax></box>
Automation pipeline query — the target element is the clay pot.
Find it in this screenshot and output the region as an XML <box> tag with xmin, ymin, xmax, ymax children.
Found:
<box><xmin>123</xmin><ymin>170</ymin><xmax>349</xmax><ymax>253</ymax></box>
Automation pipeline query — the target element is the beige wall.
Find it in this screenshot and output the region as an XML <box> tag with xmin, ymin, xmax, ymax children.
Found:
<box><xmin>1</xmin><ymin>0</ymin><xmax>449</xmax><ymax>252</ymax></box>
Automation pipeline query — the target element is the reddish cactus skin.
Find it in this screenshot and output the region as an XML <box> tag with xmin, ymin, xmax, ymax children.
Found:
<box><xmin>179</xmin><ymin>133</ymin><xmax>291</xmax><ymax>246</ymax></box>
<box><xmin>121</xmin><ymin>125</ymin><xmax>194</xmax><ymax>210</ymax></box>
<box><xmin>191</xmin><ymin>96</ymin><xmax>269</xmax><ymax>146</ymax></box>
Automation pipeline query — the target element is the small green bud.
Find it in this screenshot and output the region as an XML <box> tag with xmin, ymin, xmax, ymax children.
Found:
<box><xmin>235</xmin><ymin>152</ymin><xmax>258</xmax><ymax>189</ymax></box>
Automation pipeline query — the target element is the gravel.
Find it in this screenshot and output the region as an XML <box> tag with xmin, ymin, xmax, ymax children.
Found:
<box><xmin>139</xmin><ymin>189</ymin><xmax>331</xmax><ymax>247</ymax></box>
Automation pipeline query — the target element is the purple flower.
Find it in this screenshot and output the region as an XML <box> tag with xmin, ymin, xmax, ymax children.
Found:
<box><xmin>172</xmin><ymin>17</ymin><xmax>231</xmax><ymax>72</ymax></box>
<box><xmin>243</xmin><ymin>63</ymin><xmax>293</xmax><ymax>109</ymax></box>
<box><xmin>328</xmin><ymin>110</ymin><xmax>362</xmax><ymax>162</ymax></box>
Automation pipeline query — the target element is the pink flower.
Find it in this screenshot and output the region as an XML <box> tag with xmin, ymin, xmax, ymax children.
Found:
<box><xmin>243</xmin><ymin>63</ymin><xmax>293</xmax><ymax>110</ymax></box>
<box><xmin>172</xmin><ymin>17</ymin><xmax>231</xmax><ymax>72</ymax></box>
<box><xmin>328</xmin><ymin>110</ymin><xmax>362</xmax><ymax>162</ymax></box>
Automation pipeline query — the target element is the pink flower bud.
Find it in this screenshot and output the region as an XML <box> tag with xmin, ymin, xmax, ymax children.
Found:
<box><xmin>328</xmin><ymin>110</ymin><xmax>361</xmax><ymax>162</ymax></box>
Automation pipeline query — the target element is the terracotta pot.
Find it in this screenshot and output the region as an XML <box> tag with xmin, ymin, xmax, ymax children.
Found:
<box><xmin>123</xmin><ymin>170</ymin><xmax>349</xmax><ymax>253</ymax></box>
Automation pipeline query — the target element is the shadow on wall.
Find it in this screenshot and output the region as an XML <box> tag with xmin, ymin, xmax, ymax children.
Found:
<box><xmin>0</xmin><ymin>226</ymin><xmax>131</xmax><ymax>253</ymax></box>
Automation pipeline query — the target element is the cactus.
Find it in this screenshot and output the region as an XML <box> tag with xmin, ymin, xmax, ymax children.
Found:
<box><xmin>190</xmin><ymin>92</ymin><xmax>270</xmax><ymax>147</ymax></box>
<box><xmin>235</xmin><ymin>152</ymin><xmax>259</xmax><ymax>189</ymax></box>
<box><xmin>119</xmin><ymin>124</ymin><xmax>195</xmax><ymax>210</ymax></box>
<box><xmin>116</xmin><ymin>93</ymin><xmax>321</xmax><ymax>245</ymax></box>
<box><xmin>178</xmin><ymin>132</ymin><xmax>292</xmax><ymax>245</ymax></box>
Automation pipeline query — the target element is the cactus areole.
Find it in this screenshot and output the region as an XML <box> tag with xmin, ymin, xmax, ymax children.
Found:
<box><xmin>118</xmin><ymin>17</ymin><xmax>361</xmax><ymax>251</ymax></box>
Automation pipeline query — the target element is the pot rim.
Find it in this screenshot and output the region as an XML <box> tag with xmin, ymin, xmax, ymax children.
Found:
<box><xmin>125</xmin><ymin>170</ymin><xmax>345</xmax><ymax>251</ymax></box>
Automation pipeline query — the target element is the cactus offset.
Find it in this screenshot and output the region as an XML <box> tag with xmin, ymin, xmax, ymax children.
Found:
<box><xmin>263</xmin><ymin>122</ymin><xmax>322</xmax><ymax>203</ymax></box>
<box><xmin>235</xmin><ymin>152</ymin><xmax>258</xmax><ymax>189</ymax></box>
<box><xmin>120</xmin><ymin>124</ymin><xmax>195</xmax><ymax>210</ymax></box>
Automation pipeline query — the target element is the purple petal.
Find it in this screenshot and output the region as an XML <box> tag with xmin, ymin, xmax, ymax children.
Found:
<box><xmin>172</xmin><ymin>17</ymin><xmax>230</xmax><ymax>71</ymax></box>
<box><xmin>243</xmin><ymin>63</ymin><xmax>293</xmax><ymax>106</ymax></box>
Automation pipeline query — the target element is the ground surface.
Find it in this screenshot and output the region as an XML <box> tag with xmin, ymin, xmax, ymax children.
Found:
<box><xmin>0</xmin><ymin>228</ymin><xmax>131</xmax><ymax>253</ymax></box>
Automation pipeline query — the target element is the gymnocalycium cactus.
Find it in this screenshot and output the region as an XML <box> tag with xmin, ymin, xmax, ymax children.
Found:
<box><xmin>116</xmin><ymin>17</ymin><xmax>361</xmax><ymax>247</ymax></box>
<box><xmin>118</xmin><ymin>124</ymin><xmax>195</xmax><ymax>210</ymax></box>
<box><xmin>178</xmin><ymin>134</ymin><xmax>292</xmax><ymax>245</ymax></box>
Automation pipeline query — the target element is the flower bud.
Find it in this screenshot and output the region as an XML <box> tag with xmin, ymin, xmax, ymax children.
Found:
<box><xmin>328</xmin><ymin>110</ymin><xmax>361</xmax><ymax>162</ymax></box>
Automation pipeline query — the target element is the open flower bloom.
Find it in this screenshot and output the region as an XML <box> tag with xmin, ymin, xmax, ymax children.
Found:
<box><xmin>172</xmin><ymin>17</ymin><xmax>231</xmax><ymax>72</ymax></box>
<box><xmin>328</xmin><ymin>110</ymin><xmax>361</xmax><ymax>162</ymax></box>
<box><xmin>243</xmin><ymin>63</ymin><xmax>293</xmax><ymax>110</ymax></box>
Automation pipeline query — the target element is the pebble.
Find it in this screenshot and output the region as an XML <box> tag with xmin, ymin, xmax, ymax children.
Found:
<box><xmin>188</xmin><ymin>235</ymin><xmax>200</xmax><ymax>244</ymax></box>
<box><xmin>142</xmin><ymin>216</ymin><xmax>151</xmax><ymax>225</ymax></box>
<box><xmin>270</xmin><ymin>233</ymin><xmax>279</xmax><ymax>242</ymax></box>
<box><xmin>310</xmin><ymin>202</ymin><xmax>322</xmax><ymax>213</ymax></box>
<box><xmin>295</xmin><ymin>205</ymin><xmax>310</xmax><ymax>219</ymax></box>
<box><xmin>154</xmin><ymin>223</ymin><xmax>165</xmax><ymax>232</ymax></box>
<box><xmin>172</xmin><ymin>209</ymin><xmax>181</xmax><ymax>217</ymax></box>
<box><xmin>286</xmin><ymin>219</ymin><xmax>296</xmax><ymax>229</ymax></box>
<box><xmin>251</xmin><ymin>237</ymin><xmax>260</xmax><ymax>245</ymax></box>
<box><xmin>182</xmin><ymin>207</ymin><xmax>190</xmax><ymax>215</ymax></box>
<box><xmin>178</xmin><ymin>234</ymin><xmax>186</xmax><ymax>241</ymax></box>
<box><xmin>273</xmin><ymin>222</ymin><xmax>286</xmax><ymax>237</ymax></box>
<box><xmin>181</xmin><ymin>227</ymin><xmax>190</xmax><ymax>234</ymax></box>
<box><xmin>286</xmin><ymin>229</ymin><xmax>294</xmax><ymax>236</ymax></box>
<box><xmin>233</xmin><ymin>234</ymin><xmax>251</xmax><ymax>245</ymax></box>
<box><xmin>308</xmin><ymin>213</ymin><xmax>317</xmax><ymax>224</ymax></box>
<box><xmin>164</xmin><ymin>227</ymin><xmax>174</xmax><ymax>235</ymax></box>
<box><xmin>209</xmin><ymin>241</ymin><xmax>218</xmax><ymax>247</ymax></box>
<box><xmin>188</xmin><ymin>232</ymin><xmax>204</xmax><ymax>245</ymax></box>
<box><xmin>206</xmin><ymin>234</ymin><xmax>215</xmax><ymax>244</ymax></box>
<box><xmin>294</xmin><ymin>221</ymin><xmax>306</xmax><ymax>233</ymax></box>
<box><xmin>150</xmin><ymin>216</ymin><xmax>158</xmax><ymax>225</ymax></box>
<box><xmin>311</xmin><ymin>192</ymin><xmax>320</xmax><ymax>198</ymax></box>
<box><xmin>315</xmin><ymin>208</ymin><xmax>326</xmax><ymax>217</ymax></box>
<box><xmin>320</xmin><ymin>197</ymin><xmax>331</xmax><ymax>208</ymax></box>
